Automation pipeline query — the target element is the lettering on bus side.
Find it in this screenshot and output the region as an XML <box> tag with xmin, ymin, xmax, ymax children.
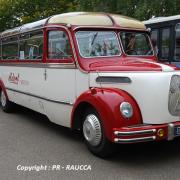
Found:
<box><xmin>8</xmin><ymin>73</ymin><xmax>20</xmax><ymax>85</ymax></box>
<box><xmin>8</xmin><ymin>73</ymin><xmax>29</xmax><ymax>86</ymax></box>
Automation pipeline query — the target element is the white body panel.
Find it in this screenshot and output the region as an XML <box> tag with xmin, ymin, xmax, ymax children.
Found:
<box><xmin>1</xmin><ymin>63</ymin><xmax>180</xmax><ymax>126</ymax></box>
<box><xmin>0</xmin><ymin>65</ymin><xmax>83</xmax><ymax>127</ymax></box>
<box><xmin>75</xmin><ymin>70</ymin><xmax>89</xmax><ymax>97</ymax></box>
<box><xmin>90</xmin><ymin>71</ymin><xmax>180</xmax><ymax>124</ymax></box>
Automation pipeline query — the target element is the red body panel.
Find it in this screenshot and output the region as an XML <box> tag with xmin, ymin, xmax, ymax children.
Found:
<box><xmin>113</xmin><ymin>121</ymin><xmax>180</xmax><ymax>143</ymax></box>
<box><xmin>72</xmin><ymin>88</ymin><xmax>142</xmax><ymax>141</ymax></box>
<box><xmin>71</xmin><ymin>29</ymin><xmax>178</xmax><ymax>72</ymax></box>
<box><xmin>0</xmin><ymin>79</ymin><xmax>9</xmax><ymax>99</ymax></box>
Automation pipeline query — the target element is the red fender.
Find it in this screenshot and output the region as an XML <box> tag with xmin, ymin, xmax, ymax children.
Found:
<box><xmin>71</xmin><ymin>88</ymin><xmax>142</xmax><ymax>142</ymax></box>
<box><xmin>0</xmin><ymin>79</ymin><xmax>9</xmax><ymax>100</ymax></box>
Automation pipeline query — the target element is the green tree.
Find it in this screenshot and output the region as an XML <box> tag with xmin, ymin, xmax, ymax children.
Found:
<box><xmin>134</xmin><ymin>0</ymin><xmax>179</xmax><ymax>20</ymax></box>
<box><xmin>15</xmin><ymin>0</ymin><xmax>77</xmax><ymax>23</ymax></box>
<box><xmin>0</xmin><ymin>0</ymin><xmax>21</xmax><ymax>31</ymax></box>
<box><xmin>0</xmin><ymin>0</ymin><xmax>180</xmax><ymax>32</ymax></box>
<box><xmin>0</xmin><ymin>0</ymin><xmax>78</xmax><ymax>32</ymax></box>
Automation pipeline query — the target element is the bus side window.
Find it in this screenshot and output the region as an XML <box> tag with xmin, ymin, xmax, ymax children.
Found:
<box><xmin>175</xmin><ymin>23</ymin><xmax>180</xmax><ymax>61</ymax></box>
<box><xmin>48</xmin><ymin>31</ymin><xmax>72</xmax><ymax>60</ymax></box>
<box><xmin>19</xmin><ymin>31</ymin><xmax>43</xmax><ymax>60</ymax></box>
<box><xmin>0</xmin><ymin>41</ymin><xmax>1</xmax><ymax>60</ymax></box>
<box><xmin>161</xmin><ymin>28</ymin><xmax>170</xmax><ymax>60</ymax></box>
<box><xmin>2</xmin><ymin>36</ymin><xmax>18</xmax><ymax>60</ymax></box>
<box><xmin>151</xmin><ymin>29</ymin><xmax>158</xmax><ymax>56</ymax></box>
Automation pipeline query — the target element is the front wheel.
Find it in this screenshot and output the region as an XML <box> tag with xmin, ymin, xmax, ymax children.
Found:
<box><xmin>0</xmin><ymin>90</ymin><xmax>14</xmax><ymax>113</ymax></box>
<box><xmin>83</xmin><ymin>108</ymin><xmax>114</xmax><ymax>158</ymax></box>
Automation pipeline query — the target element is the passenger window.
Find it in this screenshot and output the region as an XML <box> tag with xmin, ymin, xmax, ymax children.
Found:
<box><xmin>161</xmin><ymin>28</ymin><xmax>170</xmax><ymax>59</ymax></box>
<box><xmin>151</xmin><ymin>29</ymin><xmax>158</xmax><ymax>55</ymax></box>
<box><xmin>120</xmin><ymin>31</ymin><xmax>152</xmax><ymax>56</ymax></box>
<box><xmin>175</xmin><ymin>23</ymin><xmax>180</xmax><ymax>61</ymax></box>
<box><xmin>48</xmin><ymin>31</ymin><xmax>72</xmax><ymax>59</ymax></box>
<box><xmin>2</xmin><ymin>36</ymin><xmax>18</xmax><ymax>60</ymax></box>
<box><xmin>0</xmin><ymin>41</ymin><xmax>1</xmax><ymax>60</ymax></box>
<box><xmin>19</xmin><ymin>31</ymin><xmax>43</xmax><ymax>60</ymax></box>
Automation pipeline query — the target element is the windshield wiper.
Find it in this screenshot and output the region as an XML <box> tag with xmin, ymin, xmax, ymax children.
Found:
<box><xmin>91</xmin><ymin>32</ymin><xmax>98</xmax><ymax>46</ymax></box>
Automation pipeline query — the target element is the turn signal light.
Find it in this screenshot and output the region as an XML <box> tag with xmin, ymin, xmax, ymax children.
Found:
<box><xmin>157</xmin><ymin>129</ymin><xmax>164</xmax><ymax>137</ymax></box>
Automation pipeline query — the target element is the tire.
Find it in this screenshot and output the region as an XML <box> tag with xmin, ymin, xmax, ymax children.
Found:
<box><xmin>0</xmin><ymin>90</ymin><xmax>14</xmax><ymax>113</ymax></box>
<box><xmin>82</xmin><ymin>108</ymin><xmax>114</xmax><ymax>158</ymax></box>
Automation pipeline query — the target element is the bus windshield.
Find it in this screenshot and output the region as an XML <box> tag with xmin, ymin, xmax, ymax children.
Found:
<box><xmin>75</xmin><ymin>31</ymin><xmax>121</xmax><ymax>58</ymax></box>
<box><xmin>120</xmin><ymin>31</ymin><xmax>153</xmax><ymax>56</ymax></box>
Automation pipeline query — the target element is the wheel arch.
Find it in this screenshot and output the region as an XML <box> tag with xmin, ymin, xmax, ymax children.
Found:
<box><xmin>0</xmin><ymin>79</ymin><xmax>8</xmax><ymax>99</ymax></box>
<box><xmin>71</xmin><ymin>88</ymin><xmax>142</xmax><ymax>141</ymax></box>
<box><xmin>71</xmin><ymin>101</ymin><xmax>95</xmax><ymax>130</ymax></box>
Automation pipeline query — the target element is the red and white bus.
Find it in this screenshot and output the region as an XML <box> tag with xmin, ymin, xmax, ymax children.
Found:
<box><xmin>0</xmin><ymin>12</ymin><xmax>180</xmax><ymax>157</ymax></box>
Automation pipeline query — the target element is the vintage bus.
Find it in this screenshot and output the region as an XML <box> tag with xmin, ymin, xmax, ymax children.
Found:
<box><xmin>1</xmin><ymin>12</ymin><xmax>180</xmax><ymax>157</ymax></box>
<box><xmin>144</xmin><ymin>15</ymin><xmax>180</xmax><ymax>67</ymax></box>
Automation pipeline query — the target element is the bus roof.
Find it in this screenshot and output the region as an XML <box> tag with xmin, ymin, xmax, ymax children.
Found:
<box><xmin>0</xmin><ymin>12</ymin><xmax>146</xmax><ymax>37</ymax></box>
<box><xmin>144</xmin><ymin>14</ymin><xmax>180</xmax><ymax>25</ymax></box>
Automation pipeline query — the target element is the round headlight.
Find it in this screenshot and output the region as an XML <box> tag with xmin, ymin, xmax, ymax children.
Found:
<box><xmin>120</xmin><ymin>102</ymin><xmax>133</xmax><ymax>119</ymax></box>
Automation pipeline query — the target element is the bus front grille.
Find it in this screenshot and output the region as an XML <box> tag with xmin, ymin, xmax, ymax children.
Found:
<box><xmin>169</xmin><ymin>75</ymin><xmax>180</xmax><ymax>116</ymax></box>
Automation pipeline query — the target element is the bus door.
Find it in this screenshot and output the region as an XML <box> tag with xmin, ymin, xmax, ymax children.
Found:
<box><xmin>159</xmin><ymin>26</ymin><xmax>173</xmax><ymax>62</ymax></box>
<box><xmin>43</xmin><ymin>27</ymin><xmax>76</xmax><ymax>127</ymax></box>
<box><xmin>174</xmin><ymin>23</ymin><xmax>180</xmax><ymax>62</ymax></box>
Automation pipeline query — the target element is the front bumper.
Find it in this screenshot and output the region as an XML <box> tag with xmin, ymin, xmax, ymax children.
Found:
<box><xmin>113</xmin><ymin>121</ymin><xmax>180</xmax><ymax>143</ymax></box>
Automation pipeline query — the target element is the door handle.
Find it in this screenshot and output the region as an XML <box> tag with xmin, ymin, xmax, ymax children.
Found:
<box><xmin>44</xmin><ymin>69</ymin><xmax>47</xmax><ymax>81</ymax></box>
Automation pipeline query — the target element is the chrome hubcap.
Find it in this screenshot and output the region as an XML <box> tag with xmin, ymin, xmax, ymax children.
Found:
<box><xmin>83</xmin><ymin>114</ymin><xmax>102</xmax><ymax>146</ymax></box>
<box><xmin>1</xmin><ymin>91</ymin><xmax>6</xmax><ymax>107</ymax></box>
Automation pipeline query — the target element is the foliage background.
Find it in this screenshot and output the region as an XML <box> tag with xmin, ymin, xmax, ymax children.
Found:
<box><xmin>0</xmin><ymin>0</ymin><xmax>180</xmax><ymax>32</ymax></box>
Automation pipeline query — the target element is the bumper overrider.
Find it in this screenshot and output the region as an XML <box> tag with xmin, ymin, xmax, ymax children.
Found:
<box><xmin>113</xmin><ymin>121</ymin><xmax>180</xmax><ymax>143</ymax></box>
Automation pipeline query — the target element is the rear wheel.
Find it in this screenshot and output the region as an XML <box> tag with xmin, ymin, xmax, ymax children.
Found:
<box><xmin>82</xmin><ymin>108</ymin><xmax>113</xmax><ymax>158</ymax></box>
<box><xmin>0</xmin><ymin>90</ymin><xmax>14</xmax><ymax>113</ymax></box>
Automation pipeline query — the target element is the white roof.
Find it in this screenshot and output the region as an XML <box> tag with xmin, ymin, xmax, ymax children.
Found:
<box><xmin>144</xmin><ymin>14</ymin><xmax>180</xmax><ymax>24</ymax></box>
<box><xmin>1</xmin><ymin>12</ymin><xmax>146</xmax><ymax>37</ymax></box>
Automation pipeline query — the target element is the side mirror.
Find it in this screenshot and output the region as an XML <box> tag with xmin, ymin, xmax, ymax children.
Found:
<box><xmin>155</xmin><ymin>48</ymin><xmax>159</xmax><ymax>56</ymax></box>
<box><xmin>147</xmin><ymin>28</ymin><xmax>151</xmax><ymax>33</ymax></box>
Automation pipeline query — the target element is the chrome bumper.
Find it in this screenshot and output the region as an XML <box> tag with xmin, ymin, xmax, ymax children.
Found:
<box><xmin>113</xmin><ymin>122</ymin><xmax>180</xmax><ymax>144</ymax></box>
<box><xmin>114</xmin><ymin>129</ymin><xmax>156</xmax><ymax>136</ymax></box>
<box><xmin>114</xmin><ymin>136</ymin><xmax>156</xmax><ymax>143</ymax></box>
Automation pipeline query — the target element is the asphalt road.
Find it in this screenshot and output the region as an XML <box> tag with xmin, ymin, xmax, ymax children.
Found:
<box><xmin>1</xmin><ymin>107</ymin><xmax>180</xmax><ymax>180</ymax></box>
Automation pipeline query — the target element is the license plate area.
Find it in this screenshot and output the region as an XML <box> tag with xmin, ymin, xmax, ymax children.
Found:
<box><xmin>175</xmin><ymin>126</ymin><xmax>180</xmax><ymax>136</ymax></box>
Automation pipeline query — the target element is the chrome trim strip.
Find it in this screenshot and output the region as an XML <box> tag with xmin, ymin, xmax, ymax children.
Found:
<box><xmin>44</xmin><ymin>25</ymin><xmax>71</xmax><ymax>29</ymax></box>
<box><xmin>6</xmin><ymin>87</ymin><xmax>74</xmax><ymax>106</ymax></box>
<box><xmin>0</xmin><ymin>62</ymin><xmax>76</xmax><ymax>69</ymax></box>
<box><xmin>73</xmin><ymin>26</ymin><xmax>146</xmax><ymax>31</ymax></box>
<box><xmin>96</xmin><ymin>76</ymin><xmax>131</xmax><ymax>84</ymax></box>
<box><xmin>114</xmin><ymin>129</ymin><xmax>156</xmax><ymax>136</ymax></box>
<box><xmin>114</xmin><ymin>136</ymin><xmax>156</xmax><ymax>143</ymax></box>
<box><xmin>168</xmin><ymin>123</ymin><xmax>175</xmax><ymax>141</ymax></box>
<box><xmin>1</xmin><ymin>28</ymin><xmax>44</xmax><ymax>39</ymax></box>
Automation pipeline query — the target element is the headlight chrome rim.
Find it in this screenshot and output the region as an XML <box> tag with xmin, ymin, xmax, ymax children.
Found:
<box><xmin>120</xmin><ymin>102</ymin><xmax>133</xmax><ymax>119</ymax></box>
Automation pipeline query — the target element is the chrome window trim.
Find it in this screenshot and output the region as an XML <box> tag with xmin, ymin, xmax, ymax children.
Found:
<box><xmin>119</xmin><ymin>31</ymin><xmax>155</xmax><ymax>57</ymax></box>
<box><xmin>47</xmin><ymin>30</ymin><xmax>73</xmax><ymax>60</ymax></box>
<box><xmin>75</xmin><ymin>30</ymin><xmax>122</xmax><ymax>59</ymax></box>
